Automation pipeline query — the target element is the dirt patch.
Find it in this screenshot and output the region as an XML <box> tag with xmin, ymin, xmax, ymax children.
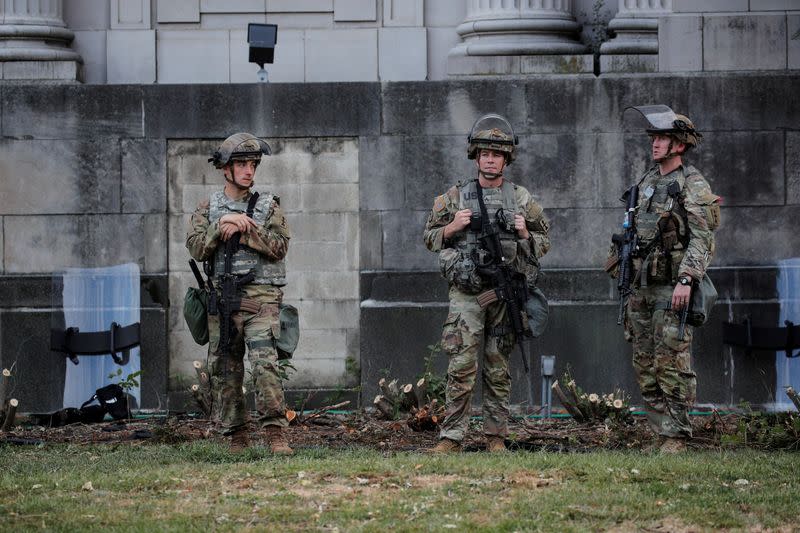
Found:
<box><xmin>0</xmin><ymin>410</ymin><xmax>775</xmax><ymax>452</ymax></box>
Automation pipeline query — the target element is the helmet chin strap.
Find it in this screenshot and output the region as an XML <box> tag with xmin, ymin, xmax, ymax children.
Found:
<box><xmin>479</xmin><ymin>170</ymin><xmax>503</xmax><ymax>179</ymax></box>
<box><xmin>654</xmin><ymin>139</ymin><xmax>681</xmax><ymax>164</ymax></box>
<box><xmin>478</xmin><ymin>158</ymin><xmax>506</xmax><ymax>180</ymax></box>
<box><xmin>224</xmin><ymin>163</ymin><xmax>255</xmax><ymax>190</ymax></box>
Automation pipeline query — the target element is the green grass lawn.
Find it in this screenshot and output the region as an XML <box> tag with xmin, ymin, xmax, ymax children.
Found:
<box><xmin>1</xmin><ymin>443</ymin><xmax>798</xmax><ymax>532</ymax></box>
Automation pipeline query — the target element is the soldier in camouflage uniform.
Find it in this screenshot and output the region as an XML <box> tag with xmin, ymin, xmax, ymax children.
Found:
<box><xmin>608</xmin><ymin>106</ymin><xmax>721</xmax><ymax>453</ymax></box>
<box><xmin>423</xmin><ymin>114</ymin><xmax>550</xmax><ymax>453</ymax></box>
<box><xmin>186</xmin><ymin>133</ymin><xmax>293</xmax><ymax>454</ymax></box>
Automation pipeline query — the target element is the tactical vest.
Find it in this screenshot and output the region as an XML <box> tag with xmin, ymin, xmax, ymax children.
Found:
<box><xmin>455</xmin><ymin>179</ymin><xmax>520</xmax><ymax>268</ymax></box>
<box><xmin>634</xmin><ymin>166</ymin><xmax>691</xmax><ymax>283</ymax></box>
<box><xmin>207</xmin><ymin>190</ymin><xmax>286</xmax><ymax>286</ymax></box>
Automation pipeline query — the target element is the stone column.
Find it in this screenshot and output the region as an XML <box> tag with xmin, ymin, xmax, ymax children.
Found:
<box><xmin>0</xmin><ymin>0</ymin><xmax>83</xmax><ymax>81</ymax></box>
<box><xmin>599</xmin><ymin>0</ymin><xmax>672</xmax><ymax>73</ymax></box>
<box><xmin>448</xmin><ymin>0</ymin><xmax>593</xmax><ymax>76</ymax></box>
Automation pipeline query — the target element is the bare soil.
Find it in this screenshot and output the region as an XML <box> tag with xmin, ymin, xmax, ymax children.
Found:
<box><xmin>0</xmin><ymin>410</ymin><xmax>742</xmax><ymax>452</ymax></box>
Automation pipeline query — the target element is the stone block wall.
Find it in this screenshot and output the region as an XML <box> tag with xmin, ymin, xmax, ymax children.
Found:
<box><xmin>1</xmin><ymin>73</ymin><xmax>798</xmax><ymax>412</ymax></box>
<box><xmin>660</xmin><ymin>3</ymin><xmax>800</xmax><ymax>72</ymax></box>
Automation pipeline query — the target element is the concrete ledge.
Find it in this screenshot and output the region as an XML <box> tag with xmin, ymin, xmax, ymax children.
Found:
<box><xmin>143</xmin><ymin>83</ymin><xmax>381</xmax><ymax>138</ymax></box>
<box><xmin>600</xmin><ymin>54</ymin><xmax>658</xmax><ymax>74</ymax></box>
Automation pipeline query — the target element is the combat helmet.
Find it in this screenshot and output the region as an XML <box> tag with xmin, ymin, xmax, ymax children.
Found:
<box><xmin>628</xmin><ymin>105</ymin><xmax>702</xmax><ymax>148</ymax></box>
<box><xmin>467</xmin><ymin>113</ymin><xmax>519</xmax><ymax>163</ymax></box>
<box><xmin>209</xmin><ymin>132</ymin><xmax>271</xmax><ymax>169</ymax></box>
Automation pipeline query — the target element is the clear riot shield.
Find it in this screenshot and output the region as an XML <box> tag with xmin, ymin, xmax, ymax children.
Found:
<box><xmin>777</xmin><ymin>258</ymin><xmax>800</xmax><ymax>409</ymax></box>
<box><xmin>51</xmin><ymin>263</ymin><xmax>142</xmax><ymax>410</ymax></box>
<box><xmin>625</xmin><ymin>104</ymin><xmax>678</xmax><ymax>131</ymax></box>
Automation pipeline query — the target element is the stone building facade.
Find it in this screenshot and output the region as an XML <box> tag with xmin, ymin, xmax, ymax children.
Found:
<box><xmin>1</xmin><ymin>1</ymin><xmax>797</xmax><ymax>82</ymax></box>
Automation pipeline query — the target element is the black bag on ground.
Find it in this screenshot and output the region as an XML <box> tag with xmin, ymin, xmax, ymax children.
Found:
<box><xmin>81</xmin><ymin>384</ymin><xmax>130</xmax><ymax>420</ymax></box>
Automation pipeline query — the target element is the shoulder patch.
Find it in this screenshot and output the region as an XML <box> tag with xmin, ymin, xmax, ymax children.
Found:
<box><xmin>433</xmin><ymin>195</ymin><xmax>447</xmax><ymax>213</ymax></box>
<box><xmin>272</xmin><ymin>195</ymin><xmax>281</xmax><ymax>206</ymax></box>
<box><xmin>198</xmin><ymin>199</ymin><xmax>210</xmax><ymax>210</ymax></box>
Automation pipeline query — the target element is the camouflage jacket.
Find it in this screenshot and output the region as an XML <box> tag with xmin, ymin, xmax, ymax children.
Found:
<box><xmin>423</xmin><ymin>178</ymin><xmax>550</xmax><ymax>270</ymax></box>
<box><xmin>186</xmin><ymin>189</ymin><xmax>290</xmax><ymax>284</ymax></box>
<box><xmin>635</xmin><ymin>164</ymin><xmax>720</xmax><ymax>282</ymax></box>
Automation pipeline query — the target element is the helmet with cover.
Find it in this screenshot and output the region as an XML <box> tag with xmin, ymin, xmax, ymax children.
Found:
<box><xmin>628</xmin><ymin>105</ymin><xmax>702</xmax><ymax>149</ymax></box>
<box><xmin>209</xmin><ymin>132</ymin><xmax>271</xmax><ymax>169</ymax></box>
<box><xmin>467</xmin><ymin>114</ymin><xmax>519</xmax><ymax>163</ymax></box>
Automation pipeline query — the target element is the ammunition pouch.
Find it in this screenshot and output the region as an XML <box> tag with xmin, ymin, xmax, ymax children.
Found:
<box><xmin>439</xmin><ymin>247</ymin><xmax>485</xmax><ymax>294</ymax></box>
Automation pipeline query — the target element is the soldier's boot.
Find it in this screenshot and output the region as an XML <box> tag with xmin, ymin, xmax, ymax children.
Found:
<box><xmin>486</xmin><ymin>436</ymin><xmax>507</xmax><ymax>453</ymax></box>
<box><xmin>425</xmin><ymin>438</ymin><xmax>462</xmax><ymax>454</ymax></box>
<box><xmin>229</xmin><ymin>427</ymin><xmax>251</xmax><ymax>453</ymax></box>
<box><xmin>265</xmin><ymin>425</ymin><xmax>294</xmax><ymax>455</ymax></box>
<box><xmin>659</xmin><ymin>437</ymin><xmax>687</xmax><ymax>454</ymax></box>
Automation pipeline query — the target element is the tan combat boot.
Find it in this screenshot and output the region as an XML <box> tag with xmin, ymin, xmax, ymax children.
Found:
<box><xmin>229</xmin><ymin>427</ymin><xmax>251</xmax><ymax>453</ymax></box>
<box><xmin>265</xmin><ymin>425</ymin><xmax>294</xmax><ymax>455</ymax></box>
<box><xmin>659</xmin><ymin>437</ymin><xmax>687</xmax><ymax>454</ymax></box>
<box><xmin>486</xmin><ymin>436</ymin><xmax>507</xmax><ymax>453</ymax></box>
<box><xmin>425</xmin><ymin>438</ymin><xmax>462</xmax><ymax>454</ymax></box>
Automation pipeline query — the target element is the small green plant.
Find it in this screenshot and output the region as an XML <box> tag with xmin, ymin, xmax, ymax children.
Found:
<box><xmin>276</xmin><ymin>359</ymin><xmax>296</xmax><ymax>382</ymax></box>
<box><xmin>345</xmin><ymin>355</ymin><xmax>360</xmax><ymax>380</ymax></box>
<box><xmin>418</xmin><ymin>342</ymin><xmax>446</xmax><ymax>405</ymax></box>
<box><xmin>554</xmin><ymin>367</ymin><xmax>632</xmax><ymax>424</ymax></box>
<box><xmin>726</xmin><ymin>411</ymin><xmax>800</xmax><ymax>450</ymax></box>
<box><xmin>108</xmin><ymin>368</ymin><xmax>142</xmax><ymax>391</ymax></box>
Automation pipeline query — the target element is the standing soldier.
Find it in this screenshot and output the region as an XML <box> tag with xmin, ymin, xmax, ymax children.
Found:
<box><xmin>186</xmin><ymin>133</ymin><xmax>293</xmax><ymax>454</ymax></box>
<box><xmin>608</xmin><ymin>106</ymin><xmax>721</xmax><ymax>453</ymax></box>
<box><xmin>423</xmin><ymin>114</ymin><xmax>550</xmax><ymax>453</ymax></box>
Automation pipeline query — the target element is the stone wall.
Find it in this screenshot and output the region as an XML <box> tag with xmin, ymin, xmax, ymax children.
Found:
<box><xmin>0</xmin><ymin>73</ymin><xmax>798</xmax><ymax>411</ymax></box>
<box><xmin>660</xmin><ymin>2</ymin><xmax>800</xmax><ymax>72</ymax></box>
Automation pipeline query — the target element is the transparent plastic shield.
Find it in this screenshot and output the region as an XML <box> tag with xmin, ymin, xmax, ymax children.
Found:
<box><xmin>777</xmin><ymin>258</ymin><xmax>800</xmax><ymax>409</ymax></box>
<box><xmin>468</xmin><ymin>113</ymin><xmax>518</xmax><ymax>144</ymax></box>
<box><xmin>51</xmin><ymin>263</ymin><xmax>141</xmax><ymax>409</ymax></box>
<box><xmin>625</xmin><ymin>105</ymin><xmax>678</xmax><ymax>131</ymax></box>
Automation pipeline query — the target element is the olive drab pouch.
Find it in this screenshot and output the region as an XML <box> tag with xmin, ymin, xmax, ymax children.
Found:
<box><xmin>526</xmin><ymin>286</ymin><xmax>549</xmax><ymax>338</ymax></box>
<box><xmin>697</xmin><ymin>191</ymin><xmax>722</xmax><ymax>231</ymax></box>
<box><xmin>183</xmin><ymin>286</ymin><xmax>209</xmax><ymax>345</ymax></box>
<box><xmin>275</xmin><ymin>303</ymin><xmax>299</xmax><ymax>359</ymax></box>
<box><xmin>688</xmin><ymin>275</ymin><xmax>718</xmax><ymax>327</ymax></box>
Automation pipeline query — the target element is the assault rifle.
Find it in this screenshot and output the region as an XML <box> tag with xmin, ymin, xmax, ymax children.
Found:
<box><xmin>611</xmin><ymin>184</ymin><xmax>639</xmax><ymax>325</ymax></box>
<box><xmin>472</xmin><ymin>184</ymin><xmax>531</xmax><ymax>374</ymax></box>
<box><xmin>207</xmin><ymin>192</ymin><xmax>261</xmax><ymax>356</ymax></box>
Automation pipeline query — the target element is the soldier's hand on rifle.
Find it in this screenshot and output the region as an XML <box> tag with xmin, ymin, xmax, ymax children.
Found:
<box><xmin>514</xmin><ymin>214</ymin><xmax>530</xmax><ymax>239</ymax></box>
<box><xmin>671</xmin><ymin>281</ymin><xmax>692</xmax><ymax>310</ymax></box>
<box><xmin>443</xmin><ymin>209</ymin><xmax>473</xmax><ymax>239</ymax></box>
<box><xmin>219</xmin><ymin>214</ymin><xmax>257</xmax><ymax>241</ymax></box>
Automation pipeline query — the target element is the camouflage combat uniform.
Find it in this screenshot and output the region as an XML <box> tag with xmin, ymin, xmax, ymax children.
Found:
<box><xmin>424</xmin><ymin>180</ymin><xmax>550</xmax><ymax>442</ymax></box>
<box><xmin>624</xmin><ymin>164</ymin><xmax>720</xmax><ymax>438</ymax></box>
<box><xmin>186</xmin><ymin>190</ymin><xmax>291</xmax><ymax>434</ymax></box>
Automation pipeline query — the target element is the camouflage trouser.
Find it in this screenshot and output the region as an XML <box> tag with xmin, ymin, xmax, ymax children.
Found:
<box><xmin>206</xmin><ymin>284</ymin><xmax>287</xmax><ymax>434</ymax></box>
<box><xmin>625</xmin><ymin>283</ymin><xmax>696</xmax><ymax>438</ymax></box>
<box><xmin>439</xmin><ymin>286</ymin><xmax>517</xmax><ymax>442</ymax></box>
